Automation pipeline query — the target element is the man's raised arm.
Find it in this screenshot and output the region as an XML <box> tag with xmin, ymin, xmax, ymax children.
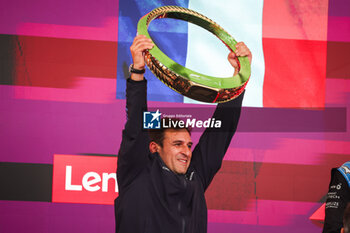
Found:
<box><xmin>117</xmin><ymin>35</ymin><xmax>154</xmax><ymax>191</ymax></box>
<box><xmin>191</xmin><ymin>42</ymin><xmax>251</xmax><ymax>190</ymax></box>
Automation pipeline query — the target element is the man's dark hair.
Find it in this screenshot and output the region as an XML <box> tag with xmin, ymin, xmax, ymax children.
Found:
<box><xmin>148</xmin><ymin>118</ymin><xmax>191</xmax><ymax>147</ymax></box>
<box><xmin>344</xmin><ymin>203</ymin><xmax>350</xmax><ymax>233</ymax></box>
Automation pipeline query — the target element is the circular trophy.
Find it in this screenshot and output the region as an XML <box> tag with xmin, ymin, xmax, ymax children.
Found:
<box><xmin>137</xmin><ymin>6</ymin><xmax>251</xmax><ymax>103</ymax></box>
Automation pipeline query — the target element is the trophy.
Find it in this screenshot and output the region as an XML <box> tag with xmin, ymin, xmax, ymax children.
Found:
<box><xmin>137</xmin><ymin>6</ymin><xmax>251</xmax><ymax>103</ymax></box>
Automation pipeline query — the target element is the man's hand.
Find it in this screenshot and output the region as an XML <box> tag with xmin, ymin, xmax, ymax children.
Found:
<box><xmin>130</xmin><ymin>35</ymin><xmax>154</xmax><ymax>81</ymax></box>
<box><xmin>227</xmin><ymin>42</ymin><xmax>252</xmax><ymax>76</ymax></box>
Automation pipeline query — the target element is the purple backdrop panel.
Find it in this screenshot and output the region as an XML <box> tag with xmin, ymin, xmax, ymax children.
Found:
<box><xmin>327</xmin><ymin>17</ymin><xmax>350</xmax><ymax>42</ymax></box>
<box><xmin>0</xmin><ymin>85</ymin><xmax>125</xmax><ymax>164</ymax></box>
<box><xmin>0</xmin><ymin>0</ymin><xmax>118</xmax><ymax>39</ymax></box>
<box><xmin>208</xmin><ymin>221</ymin><xmax>319</xmax><ymax>233</ymax></box>
<box><xmin>328</xmin><ymin>0</ymin><xmax>350</xmax><ymax>17</ymax></box>
<box><xmin>0</xmin><ymin>201</ymin><xmax>114</xmax><ymax>233</ymax></box>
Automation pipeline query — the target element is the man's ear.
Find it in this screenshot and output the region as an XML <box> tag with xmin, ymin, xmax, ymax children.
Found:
<box><xmin>149</xmin><ymin>141</ymin><xmax>160</xmax><ymax>153</ymax></box>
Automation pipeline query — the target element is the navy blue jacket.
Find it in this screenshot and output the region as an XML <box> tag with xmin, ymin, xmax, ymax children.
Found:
<box><xmin>115</xmin><ymin>78</ymin><xmax>244</xmax><ymax>233</ymax></box>
<box><xmin>323</xmin><ymin>162</ymin><xmax>350</xmax><ymax>233</ymax></box>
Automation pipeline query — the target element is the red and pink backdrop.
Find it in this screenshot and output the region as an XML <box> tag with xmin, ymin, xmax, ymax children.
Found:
<box><xmin>0</xmin><ymin>0</ymin><xmax>349</xmax><ymax>232</ymax></box>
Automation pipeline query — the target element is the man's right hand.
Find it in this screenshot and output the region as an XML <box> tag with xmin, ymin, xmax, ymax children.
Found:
<box><xmin>130</xmin><ymin>35</ymin><xmax>154</xmax><ymax>81</ymax></box>
<box><xmin>227</xmin><ymin>42</ymin><xmax>252</xmax><ymax>76</ymax></box>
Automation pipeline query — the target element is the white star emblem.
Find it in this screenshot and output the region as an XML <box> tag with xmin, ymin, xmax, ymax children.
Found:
<box><xmin>342</xmin><ymin>165</ymin><xmax>350</xmax><ymax>174</ymax></box>
<box><xmin>150</xmin><ymin>110</ymin><xmax>161</xmax><ymax>122</ymax></box>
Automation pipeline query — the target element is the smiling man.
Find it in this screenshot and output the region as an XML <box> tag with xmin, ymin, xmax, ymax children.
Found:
<box><xmin>149</xmin><ymin>127</ymin><xmax>193</xmax><ymax>175</ymax></box>
<box><xmin>115</xmin><ymin>35</ymin><xmax>251</xmax><ymax>233</ymax></box>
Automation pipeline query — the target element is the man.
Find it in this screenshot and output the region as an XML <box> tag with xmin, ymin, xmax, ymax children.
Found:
<box><xmin>115</xmin><ymin>34</ymin><xmax>252</xmax><ymax>233</ymax></box>
<box><xmin>342</xmin><ymin>203</ymin><xmax>350</xmax><ymax>233</ymax></box>
<box><xmin>323</xmin><ymin>162</ymin><xmax>350</xmax><ymax>233</ymax></box>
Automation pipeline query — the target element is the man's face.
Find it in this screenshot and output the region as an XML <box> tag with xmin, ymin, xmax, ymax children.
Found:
<box><xmin>158</xmin><ymin>129</ymin><xmax>193</xmax><ymax>174</ymax></box>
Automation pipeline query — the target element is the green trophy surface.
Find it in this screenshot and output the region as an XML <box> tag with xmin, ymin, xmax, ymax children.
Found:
<box><xmin>137</xmin><ymin>6</ymin><xmax>251</xmax><ymax>103</ymax></box>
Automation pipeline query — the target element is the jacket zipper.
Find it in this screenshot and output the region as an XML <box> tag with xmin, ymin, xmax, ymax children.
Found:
<box><xmin>162</xmin><ymin>163</ymin><xmax>189</xmax><ymax>233</ymax></box>
<box><xmin>178</xmin><ymin>178</ymin><xmax>187</xmax><ymax>233</ymax></box>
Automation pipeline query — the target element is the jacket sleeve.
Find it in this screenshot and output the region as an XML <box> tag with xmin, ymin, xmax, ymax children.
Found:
<box><xmin>117</xmin><ymin>78</ymin><xmax>150</xmax><ymax>192</ymax></box>
<box><xmin>191</xmin><ymin>91</ymin><xmax>244</xmax><ymax>190</ymax></box>
<box><xmin>323</xmin><ymin>168</ymin><xmax>350</xmax><ymax>233</ymax></box>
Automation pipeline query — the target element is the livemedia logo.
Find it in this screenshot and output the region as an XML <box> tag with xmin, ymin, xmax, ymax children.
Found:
<box><xmin>52</xmin><ymin>154</ymin><xmax>118</xmax><ymax>205</ymax></box>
